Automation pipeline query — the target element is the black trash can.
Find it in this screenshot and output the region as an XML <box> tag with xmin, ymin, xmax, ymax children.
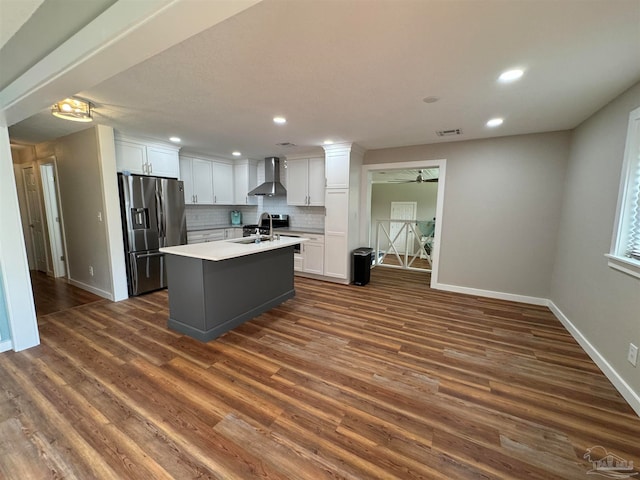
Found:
<box><xmin>352</xmin><ymin>247</ymin><xmax>373</xmax><ymax>286</ymax></box>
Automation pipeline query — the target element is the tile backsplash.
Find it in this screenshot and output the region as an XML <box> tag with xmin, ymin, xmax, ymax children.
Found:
<box><xmin>185</xmin><ymin>201</ymin><xmax>325</xmax><ymax>231</ymax></box>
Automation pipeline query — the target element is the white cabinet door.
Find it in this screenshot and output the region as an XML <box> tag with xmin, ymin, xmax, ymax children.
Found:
<box><xmin>193</xmin><ymin>159</ymin><xmax>214</xmax><ymax>204</ymax></box>
<box><xmin>179</xmin><ymin>156</ymin><xmax>195</xmax><ymax>204</ymax></box>
<box><xmin>307</xmin><ymin>157</ymin><xmax>325</xmax><ymax>206</ymax></box>
<box><xmin>212</xmin><ymin>162</ymin><xmax>234</xmax><ymax>204</ymax></box>
<box><xmin>224</xmin><ymin>228</ymin><xmax>243</xmax><ymax>239</ymax></box>
<box><xmin>286</xmin><ymin>159</ymin><xmax>308</xmax><ymax>205</ymax></box>
<box><xmin>324</xmin><ymin>189</ymin><xmax>349</xmax><ymax>279</ymax></box>
<box><xmin>115</xmin><ymin>140</ymin><xmax>146</xmax><ymax>174</ymax></box>
<box><xmin>234</xmin><ymin>162</ymin><xmax>258</xmax><ymax>205</ymax></box>
<box><xmin>147</xmin><ymin>146</ymin><xmax>179</xmax><ymax>178</ymax></box>
<box><xmin>325</xmin><ymin>153</ymin><xmax>349</xmax><ymax>189</ymax></box>
<box><xmin>303</xmin><ymin>238</ymin><xmax>324</xmax><ymax>275</ymax></box>
<box><xmin>286</xmin><ymin>157</ymin><xmax>325</xmax><ymax>206</ymax></box>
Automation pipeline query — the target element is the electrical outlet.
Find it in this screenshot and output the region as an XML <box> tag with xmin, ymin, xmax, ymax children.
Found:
<box><xmin>628</xmin><ymin>343</ymin><xmax>638</xmax><ymax>367</ymax></box>
<box><xmin>89</xmin><ymin>266</ymin><xmax>94</xmax><ymax>277</ymax></box>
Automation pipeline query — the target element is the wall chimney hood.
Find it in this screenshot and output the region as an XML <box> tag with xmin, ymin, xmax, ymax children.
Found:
<box><xmin>248</xmin><ymin>157</ymin><xmax>286</xmax><ymax>196</ymax></box>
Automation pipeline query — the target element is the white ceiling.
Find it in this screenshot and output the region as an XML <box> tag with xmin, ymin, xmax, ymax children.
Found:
<box><xmin>7</xmin><ymin>0</ymin><xmax>640</xmax><ymax>160</ymax></box>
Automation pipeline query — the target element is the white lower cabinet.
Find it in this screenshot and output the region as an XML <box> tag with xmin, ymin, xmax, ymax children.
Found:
<box><xmin>187</xmin><ymin>229</ymin><xmax>225</xmax><ymax>244</ymax></box>
<box><xmin>303</xmin><ymin>235</ymin><xmax>324</xmax><ymax>274</ymax></box>
<box><xmin>224</xmin><ymin>228</ymin><xmax>242</xmax><ymax>239</ymax></box>
<box><xmin>293</xmin><ymin>234</ymin><xmax>324</xmax><ymax>275</ymax></box>
<box><xmin>188</xmin><ymin>228</ymin><xmax>242</xmax><ymax>244</ymax></box>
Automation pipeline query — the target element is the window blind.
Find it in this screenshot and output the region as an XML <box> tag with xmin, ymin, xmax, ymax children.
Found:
<box><xmin>625</xmin><ymin>146</ymin><xmax>640</xmax><ymax>260</ymax></box>
<box><xmin>621</xmin><ymin>108</ymin><xmax>640</xmax><ymax>262</ymax></box>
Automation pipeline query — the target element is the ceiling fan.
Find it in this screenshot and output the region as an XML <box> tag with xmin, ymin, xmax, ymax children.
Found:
<box><xmin>391</xmin><ymin>170</ymin><xmax>438</xmax><ymax>183</ymax></box>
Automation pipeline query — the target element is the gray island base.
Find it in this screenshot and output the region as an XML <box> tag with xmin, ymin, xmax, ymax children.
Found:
<box><xmin>164</xmin><ymin>246</ymin><xmax>295</xmax><ymax>342</ymax></box>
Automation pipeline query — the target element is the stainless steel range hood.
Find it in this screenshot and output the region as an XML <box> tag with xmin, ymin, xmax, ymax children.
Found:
<box><xmin>248</xmin><ymin>157</ymin><xmax>286</xmax><ymax>196</ymax></box>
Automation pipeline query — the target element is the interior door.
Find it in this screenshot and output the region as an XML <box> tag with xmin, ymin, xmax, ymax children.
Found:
<box><xmin>390</xmin><ymin>202</ymin><xmax>417</xmax><ymax>253</ymax></box>
<box><xmin>22</xmin><ymin>166</ymin><xmax>48</xmax><ymax>272</ymax></box>
<box><xmin>40</xmin><ymin>163</ymin><xmax>66</xmax><ymax>277</ymax></box>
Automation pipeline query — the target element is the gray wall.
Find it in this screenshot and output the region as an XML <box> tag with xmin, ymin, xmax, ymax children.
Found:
<box><xmin>52</xmin><ymin>127</ymin><xmax>113</xmax><ymax>297</ymax></box>
<box><xmin>371</xmin><ymin>182</ymin><xmax>438</xmax><ymax>249</ymax></box>
<box><xmin>365</xmin><ymin>131</ymin><xmax>571</xmax><ymax>298</ymax></box>
<box><xmin>551</xmin><ymin>82</ymin><xmax>640</xmax><ymax>394</ymax></box>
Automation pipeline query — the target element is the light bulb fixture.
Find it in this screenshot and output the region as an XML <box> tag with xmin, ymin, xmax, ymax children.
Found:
<box><xmin>51</xmin><ymin>97</ymin><xmax>93</xmax><ymax>122</ymax></box>
<box><xmin>486</xmin><ymin>117</ymin><xmax>504</xmax><ymax>127</ymax></box>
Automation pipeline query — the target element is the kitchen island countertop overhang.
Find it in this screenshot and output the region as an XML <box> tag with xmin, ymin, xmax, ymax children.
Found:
<box><xmin>159</xmin><ymin>235</ymin><xmax>307</xmax><ymax>342</ymax></box>
<box><xmin>159</xmin><ymin>235</ymin><xmax>307</xmax><ymax>261</ymax></box>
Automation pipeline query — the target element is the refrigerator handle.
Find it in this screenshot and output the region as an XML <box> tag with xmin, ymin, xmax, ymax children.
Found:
<box><xmin>156</xmin><ymin>187</ymin><xmax>165</xmax><ymax>243</ymax></box>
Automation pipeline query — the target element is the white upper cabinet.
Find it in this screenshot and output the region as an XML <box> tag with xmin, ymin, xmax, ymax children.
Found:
<box><xmin>146</xmin><ymin>146</ymin><xmax>180</xmax><ymax>178</ymax></box>
<box><xmin>212</xmin><ymin>161</ymin><xmax>234</xmax><ymax>205</ymax></box>
<box><xmin>325</xmin><ymin>152</ymin><xmax>349</xmax><ymax>189</ymax></box>
<box><xmin>115</xmin><ymin>135</ymin><xmax>180</xmax><ymax>178</ymax></box>
<box><xmin>180</xmin><ymin>154</ymin><xmax>234</xmax><ymax>205</ymax></box>
<box><xmin>180</xmin><ymin>156</ymin><xmax>214</xmax><ymax>204</ymax></box>
<box><xmin>234</xmin><ymin>160</ymin><xmax>258</xmax><ymax>205</ymax></box>
<box><xmin>286</xmin><ymin>156</ymin><xmax>325</xmax><ymax>206</ymax></box>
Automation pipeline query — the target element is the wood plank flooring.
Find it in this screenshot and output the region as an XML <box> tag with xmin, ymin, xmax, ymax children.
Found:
<box><xmin>29</xmin><ymin>271</ymin><xmax>102</xmax><ymax>316</ymax></box>
<box><xmin>1</xmin><ymin>268</ymin><xmax>638</xmax><ymax>479</ymax></box>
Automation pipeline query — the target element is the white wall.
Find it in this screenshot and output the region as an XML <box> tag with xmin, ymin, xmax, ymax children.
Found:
<box><xmin>364</xmin><ymin>131</ymin><xmax>571</xmax><ymax>299</ymax></box>
<box><xmin>550</xmin><ymin>82</ymin><xmax>640</xmax><ymax>398</ymax></box>
<box><xmin>0</xmin><ymin>126</ymin><xmax>39</xmax><ymax>351</ymax></box>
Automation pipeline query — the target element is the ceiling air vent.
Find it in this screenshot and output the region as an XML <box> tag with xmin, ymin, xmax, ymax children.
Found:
<box><xmin>436</xmin><ymin>128</ymin><xmax>463</xmax><ymax>137</ymax></box>
<box><xmin>276</xmin><ymin>142</ymin><xmax>297</xmax><ymax>147</ymax></box>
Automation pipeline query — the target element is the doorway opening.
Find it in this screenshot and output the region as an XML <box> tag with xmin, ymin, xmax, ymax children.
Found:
<box><xmin>360</xmin><ymin>159</ymin><xmax>446</xmax><ymax>286</ymax></box>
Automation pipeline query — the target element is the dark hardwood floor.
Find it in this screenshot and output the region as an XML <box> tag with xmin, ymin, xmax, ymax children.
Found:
<box><xmin>30</xmin><ymin>271</ymin><xmax>102</xmax><ymax>317</ymax></box>
<box><xmin>1</xmin><ymin>268</ymin><xmax>638</xmax><ymax>479</ymax></box>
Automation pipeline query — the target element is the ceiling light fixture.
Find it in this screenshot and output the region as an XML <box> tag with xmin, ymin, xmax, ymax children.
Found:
<box><xmin>422</xmin><ymin>96</ymin><xmax>440</xmax><ymax>104</ymax></box>
<box><xmin>273</xmin><ymin>116</ymin><xmax>287</xmax><ymax>124</ymax></box>
<box><xmin>498</xmin><ymin>69</ymin><xmax>524</xmax><ymax>83</ymax></box>
<box><xmin>51</xmin><ymin>97</ymin><xmax>93</xmax><ymax>122</ymax></box>
<box><xmin>232</xmin><ymin>151</ymin><xmax>241</xmax><ymax>157</ymax></box>
<box><xmin>169</xmin><ymin>136</ymin><xmax>181</xmax><ymax>142</ymax></box>
<box><xmin>323</xmin><ymin>140</ymin><xmax>334</xmax><ymax>145</ymax></box>
<box><xmin>486</xmin><ymin>118</ymin><xmax>504</xmax><ymax>127</ymax></box>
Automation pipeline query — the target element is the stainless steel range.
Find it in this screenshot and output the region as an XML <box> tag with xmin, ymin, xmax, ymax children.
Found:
<box><xmin>242</xmin><ymin>214</ymin><xmax>289</xmax><ymax>236</ymax></box>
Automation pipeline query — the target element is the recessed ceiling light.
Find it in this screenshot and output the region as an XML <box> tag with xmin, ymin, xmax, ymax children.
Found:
<box><xmin>498</xmin><ymin>69</ymin><xmax>524</xmax><ymax>83</ymax></box>
<box><xmin>169</xmin><ymin>136</ymin><xmax>181</xmax><ymax>142</ymax></box>
<box><xmin>273</xmin><ymin>116</ymin><xmax>287</xmax><ymax>124</ymax></box>
<box><xmin>486</xmin><ymin>118</ymin><xmax>504</xmax><ymax>127</ymax></box>
<box><xmin>323</xmin><ymin>140</ymin><xmax>334</xmax><ymax>145</ymax></box>
<box><xmin>232</xmin><ymin>151</ymin><xmax>241</xmax><ymax>157</ymax></box>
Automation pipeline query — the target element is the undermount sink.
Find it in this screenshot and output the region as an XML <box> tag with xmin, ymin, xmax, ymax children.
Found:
<box><xmin>230</xmin><ymin>235</ymin><xmax>272</xmax><ymax>244</ymax></box>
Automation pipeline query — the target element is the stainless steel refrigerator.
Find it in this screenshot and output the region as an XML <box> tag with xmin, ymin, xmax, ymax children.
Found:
<box><xmin>118</xmin><ymin>173</ymin><xmax>186</xmax><ymax>296</ymax></box>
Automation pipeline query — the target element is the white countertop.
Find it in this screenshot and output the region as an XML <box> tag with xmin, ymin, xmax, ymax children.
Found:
<box><xmin>160</xmin><ymin>235</ymin><xmax>307</xmax><ymax>262</ymax></box>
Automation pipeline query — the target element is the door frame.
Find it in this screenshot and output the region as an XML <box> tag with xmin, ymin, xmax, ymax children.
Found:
<box><xmin>360</xmin><ymin>159</ymin><xmax>446</xmax><ymax>287</ymax></box>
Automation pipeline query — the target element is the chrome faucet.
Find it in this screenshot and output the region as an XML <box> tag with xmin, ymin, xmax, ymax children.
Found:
<box><xmin>259</xmin><ymin>212</ymin><xmax>273</xmax><ymax>241</ymax></box>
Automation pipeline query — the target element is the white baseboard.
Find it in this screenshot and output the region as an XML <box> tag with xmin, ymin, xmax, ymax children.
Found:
<box><xmin>0</xmin><ymin>339</ymin><xmax>13</xmax><ymax>353</ymax></box>
<box><xmin>68</xmin><ymin>279</ymin><xmax>113</xmax><ymax>301</ymax></box>
<box><xmin>431</xmin><ymin>281</ymin><xmax>548</xmax><ymax>306</ymax></box>
<box><xmin>547</xmin><ymin>301</ymin><xmax>640</xmax><ymax>417</ymax></box>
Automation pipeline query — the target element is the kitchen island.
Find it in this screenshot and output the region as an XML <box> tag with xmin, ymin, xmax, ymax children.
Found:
<box><xmin>160</xmin><ymin>235</ymin><xmax>306</xmax><ymax>342</ymax></box>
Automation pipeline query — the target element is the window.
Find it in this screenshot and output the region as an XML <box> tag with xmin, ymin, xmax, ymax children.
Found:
<box><xmin>608</xmin><ymin>106</ymin><xmax>640</xmax><ymax>279</ymax></box>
